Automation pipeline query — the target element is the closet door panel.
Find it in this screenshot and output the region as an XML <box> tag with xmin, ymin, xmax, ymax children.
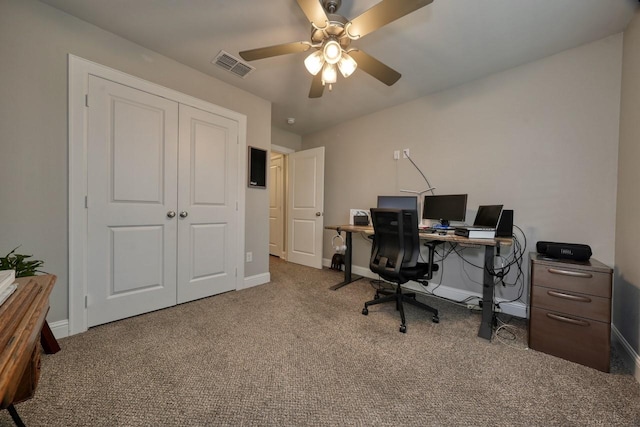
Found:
<box><xmin>87</xmin><ymin>75</ymin><xmax>178</xmax><ymax>327</ymax></box>
<box><xmin>177</xmin><ymin>104</ymin><xmax>239</xmax><ymax>303</ymax></box>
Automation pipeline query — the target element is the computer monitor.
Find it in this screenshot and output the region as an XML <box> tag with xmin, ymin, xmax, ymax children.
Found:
<box><xmin>473</xmin><ymin>205</ymin><xmax>503</xmax><ymax>227</ymax></box>
<box><xmin>422</xmin><ymin>194</ymin><xmax>468</xmax><ymax>227</ymax></box>
<box><xmin>376</xmin><ymin>195</ymin><xmax>418</xmax><ymax>212</ymax></box>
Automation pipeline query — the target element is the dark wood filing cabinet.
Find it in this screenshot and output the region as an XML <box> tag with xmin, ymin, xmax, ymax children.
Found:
<box><xmin>528</xmin><ymin>253</ymin><xmax>612</xmax><ymax>372</ymax></box>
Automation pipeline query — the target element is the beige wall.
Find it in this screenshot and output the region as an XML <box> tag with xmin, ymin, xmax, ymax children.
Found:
<box><xmin>0</xmin><ymin>0</ymin><xmax>271</xmax><ymax>323</ymax></box>
<box><xmin>304</xmin><ymin>35</ymin><xmax>622</xmax><ymax>305</ymax></box>
<box><xmin>271</xmin><ymin>126</ymin><xmax>302</xmax><ymax>152</ymax></box>
<box><xmin>615</xmin><ymin>8</ymin><xmax>640</xmax><ymax>378</ymax></box>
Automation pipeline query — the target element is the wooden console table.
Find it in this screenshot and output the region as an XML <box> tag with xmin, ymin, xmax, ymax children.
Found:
<box><xmin>0</xmin><ymin>274</ymin><xmax>58</xmax><ymax>426</ymax></box>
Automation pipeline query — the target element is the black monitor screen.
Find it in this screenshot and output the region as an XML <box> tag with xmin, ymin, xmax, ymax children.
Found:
<box><xmin>473</xmin><ymin>205</ymin><xmax>503</xmax><ymax>227</ymax></box>
<box><xmin>377</xmin><ymin>196</ymin><xmax>418</xmax><ymax>211</ymax></box>
<box><xmin>422</xmin><ymin>194</ymin><xmax>468</xmax><ymax>226</ymax></box>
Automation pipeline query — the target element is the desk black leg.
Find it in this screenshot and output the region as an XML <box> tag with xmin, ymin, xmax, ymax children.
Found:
<box><xmin>7</xmin><ymin>405</ymin><xmax>26</xmax><ymax>427</ymax></box>
<box><xmin>330</xmin><ymin>231</ymin><xmax>363</xmax><ymax>290</ymax></box>
<box><xmin>477</xmin><ymin>245</ymin><xmax>496</xmax><ymax>340</ymax></box>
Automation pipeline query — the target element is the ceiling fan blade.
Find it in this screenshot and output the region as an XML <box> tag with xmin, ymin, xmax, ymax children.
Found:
<box><xmin>349</xmin><ymin>50</ymin><xmax>401</xmax><ymax>86</ymax></box>
<box><xmin>309</xmin><ymin>73</ymin><xmax>325</xmax><ymax>98</ymax></box>
<box><xmin>296</xmin><ymin>0</ymin><xmax>330</xmax><ymax>28</ymax></box>
<box><xmin>239</xmin><ymin>42</ymin><xmax>311</xmax><ymax>61</ymax></box>
<box><xmin>347</xmin><ymin>0</ymin><xmax>433</xmax><ymax>39</ymax></box>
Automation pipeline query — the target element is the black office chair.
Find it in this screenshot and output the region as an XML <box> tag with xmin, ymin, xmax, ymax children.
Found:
<box><xmin>362</xmin><ymin>208</ymin><xmax>439</xmax><ymax>333</ymax></box>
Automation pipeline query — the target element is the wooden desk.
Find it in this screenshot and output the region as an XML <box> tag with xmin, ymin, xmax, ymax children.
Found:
<box><xmin>325</xmin><ymin>225</ymin><xmax>512</xmax><ymax>340</ymax></box>
<box><xmin>0</xmin><ymin>274</ymin><xmax>57</xmax><ymax>426</ymax></box>
<box><xmin>325</xmin><ymin>225</ymin><xmax>373</xmax><ymax>290</ymax></box>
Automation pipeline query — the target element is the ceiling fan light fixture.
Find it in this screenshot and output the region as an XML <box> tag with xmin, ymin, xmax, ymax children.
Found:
<box><xmin>337</xmin><ymin>52</ymin><xmax>357</xmax><ymax>78</ymax></box>
<box><xmin>323</xmin><ymin>39</ymin><xmax>342</xmax><ymax>65</ymax></box>
<box><xmin>321</xmin><ymin>63</ymin><xmax>337</xmax><ymax>85</ymax></box>
<box><xmin>239</xmin><ymin>0</ymin><xmax>433</xmax><ymax>98</ymax></box>
<box><xmin>304</xmin><ymin>50</ymin><xmax>325</xmax><ymax>75</ymax></box>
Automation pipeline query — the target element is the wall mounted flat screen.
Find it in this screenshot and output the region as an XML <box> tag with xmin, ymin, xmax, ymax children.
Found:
<box><xmin>422</xmin><ymin>194</ymin><xmax>468</xmax><ymax>227</ymax></box>
<box><xmin>248</xmin><ymin>146</ymin><xmax>267</xmax><ymax>188</ymax></box>
<box><xmin>376</xmin><ymin>196</ymin><xmax>417</xmax><ymax>212</ymax></box>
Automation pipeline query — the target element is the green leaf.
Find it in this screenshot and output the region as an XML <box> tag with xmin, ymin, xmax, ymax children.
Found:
<box><xmin>0</xmin><ymin>246</ymin><xmax>46</xmax><ymax>277</ymax></box>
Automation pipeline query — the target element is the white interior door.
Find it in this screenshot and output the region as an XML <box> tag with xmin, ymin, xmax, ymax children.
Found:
<box><xmin>287</xmin><ymin>147</ymin><xmax>325</xmax><ymax>269</ymax></box>
<box><xmin>269</xmin><ymin>154</ymin><xmax>285</xmax><ymax>258</ymax></box>
<box><xmin>87</xmin><ymin>75</ymin><xmax>179</xmax><ymax>327</ymax></box>
<box><xmin>177</xmin><ymin>104</ymin><xmax>238</xmax><ymax>303</ymax></box>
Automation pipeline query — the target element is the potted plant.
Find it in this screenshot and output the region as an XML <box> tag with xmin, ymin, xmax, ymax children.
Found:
<box><xmin>0</xmin><ymin>246</ymin><xmax>45</xmax><ymax>277</ymax></box>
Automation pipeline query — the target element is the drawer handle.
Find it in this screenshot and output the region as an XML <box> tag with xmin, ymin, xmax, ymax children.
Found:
<box><xmin>546</xmin><ymin>312</ymin><xmax>590</xmax><ymax>327</ymax></box>
<box><xmin>547</xmin><ymin>290</ymin><xmax>592</xmax><ymax>303</ymax></box>
<box><xmin>547</xmin><ymin>268</ymin><xmax>593</xmax><ymax>279</ymax></box>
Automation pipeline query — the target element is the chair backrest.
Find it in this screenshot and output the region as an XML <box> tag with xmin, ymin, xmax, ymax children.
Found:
<box><xmin>369</xmin><ymin>208</ymin><xmax>421</xmax><ymax>282</ymax></box>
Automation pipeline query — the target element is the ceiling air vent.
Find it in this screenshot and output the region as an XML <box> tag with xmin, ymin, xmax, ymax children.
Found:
<box><xmin>212</xmin><ymin>50</ymin><xmax>255</xmax><ymax>78</ymax></box>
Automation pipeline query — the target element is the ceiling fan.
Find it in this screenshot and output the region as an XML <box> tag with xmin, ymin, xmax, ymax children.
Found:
<box><xmin>239</xmin><ymin>0</ymin><xmax>434</xmax><ymax>98</ymax></box>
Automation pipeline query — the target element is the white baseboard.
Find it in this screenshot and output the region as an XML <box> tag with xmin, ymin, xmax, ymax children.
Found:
<box><xmin>323</xmin><ymin>258</ymin><xmax>527</xmax><ymax>318</ymax></box>
<box><xmin>240</xmin><ymin>272</ymin><xmax>270</xmax><ymax>290</ymax></box>
<box><xmin>48</xmin><ymin>319</ymin><xmax>70</xmax><ymax>339</ymax></box>
<box><xmin>51</xmin><ymin>274</ymin><xmax>271</xmax><ymax>339</ymax></box>
<box><xmin>612</xmin><ymin>325</ymin><xmax>640</xmax><ymax>383</ymax></box>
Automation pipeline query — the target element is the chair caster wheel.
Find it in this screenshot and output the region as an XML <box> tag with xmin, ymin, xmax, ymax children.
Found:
<box><xmin>432</xmin><ymin>315</ymin><xmax>439</xmax><ymax>323</ymax></box>
<box><xmin>399</xmin><ymin>325</ymin><xmax>407</xmax><ymax>333</ymax></box>
<box><xmin>362</xmin><ymin>307</ymin><xmax>368</xmax><ymax>315</ymax></box>
<box><xmin>374</xmin><ymin>293</ymin><xmax>379</xmax><ymax>300</ymax></box>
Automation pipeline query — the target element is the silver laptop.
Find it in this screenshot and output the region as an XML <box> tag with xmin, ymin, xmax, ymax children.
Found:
<box><xmin>470</xmin><ymin>205</ymin><xmax>503</xmax><ymax>229</ymax></box>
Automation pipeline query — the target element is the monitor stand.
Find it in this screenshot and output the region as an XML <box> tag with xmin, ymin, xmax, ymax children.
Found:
<box><xmin>434</xmin><ymin>220</ymin><xmax>454</xmax><ymax>231</ymax></box>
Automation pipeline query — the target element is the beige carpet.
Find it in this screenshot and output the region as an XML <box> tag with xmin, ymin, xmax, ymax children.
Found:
<box><xmin>2</xmin><ymin>257</ymin><xmax>639</xmax><ymax>426</ymax></box>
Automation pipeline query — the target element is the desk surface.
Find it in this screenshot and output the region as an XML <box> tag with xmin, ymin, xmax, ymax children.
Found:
<box><xmin>325</xmin><ymin>224</ymin><xmax>511</xmax><ymax>341</ymax></box>
<box><xmin>0</xmin><ymin>274</ymin><xmax>56</xmax><ymax>408</ymax></box>
<box><xmin>325</xmin><ymin>224</ymin><xmax>512</xmax><ymax>247</ymax></box>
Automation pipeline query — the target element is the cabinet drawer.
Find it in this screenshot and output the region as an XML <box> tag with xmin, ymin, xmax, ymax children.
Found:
<box><xmin>530</xmin><ymin>285</ymin><xmax>610</xmax><ymax>322</ymax></box>
<box><xmin>531</xmin><ymin>263</ymin><xmax>611</xmax><ymax>298</ymax></box>
<box><xmin>529</xmin><ymin>306</ymin><xmax>610</xmax><ymax>372</ymax></box>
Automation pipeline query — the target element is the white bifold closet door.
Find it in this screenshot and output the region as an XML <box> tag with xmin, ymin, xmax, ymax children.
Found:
<box><xmin>176</xmin><ymin>104</ymin><xmax>238</xmax><ymax>304</ymax></box>
<box><xmin>87</xmin><ymin>76</ymin><xmax>238</xmax><ymax>327</ymax></box>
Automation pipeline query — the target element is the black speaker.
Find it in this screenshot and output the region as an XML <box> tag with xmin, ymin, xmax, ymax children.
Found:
<box><xmin>536</xmin><ymin>241</ymin><xmax>592</xmax><ymax>261</ymax></box>
<box><xmin>495</xmin><ymin>209</ymin><xmax>513</xmax><ymax>237</ymax></box>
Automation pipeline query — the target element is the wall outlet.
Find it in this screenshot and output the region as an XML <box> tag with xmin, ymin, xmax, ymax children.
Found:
<box><xmin>246</xmin><ymin>252</ymin><xmax>253</xmax><ymax>262</ymax></box>
<box><xmin>403</xmin><ymin>148</ymin><xmax>410</xmax><ymax>158</ymax></box>
<box><xmin>393</xmin><ymin>150</ymin><xmax>400</xmax><ymax>160</ymax></box>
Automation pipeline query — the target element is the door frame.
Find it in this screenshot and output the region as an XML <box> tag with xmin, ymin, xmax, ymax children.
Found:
<box><xmin>270</xmin><ymin>144</ymin><xmax>294</xmax><ymax>260</ymax></box>
<box><xmin>269</xmin><ymin>153</ymin><xmax>286</xmax><ymax>259</ymax></box>
<box><xmin>68</xmin><ymin>55</ymin><xmax>247</xmax><ymax>335</ymax></box>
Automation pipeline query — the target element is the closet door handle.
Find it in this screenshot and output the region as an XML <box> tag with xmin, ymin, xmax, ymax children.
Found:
<box><xmin>179</xmin><ymin>211</ymin><xmax>189</xmax><ymax>218</ymax></box>
<box><xmin>548</xmin><ymin>268</ymin><xmax>592</xmax><ymax>279</ymax></box>
<box><xmin>546</xmin><ymin>312</ymin><xmax>590</xmax><ymax>327</ymax></box>
<box><xmin>167</xmin><ymin>211</ymin><xmax>176</xmax><ymax>219</ymax></box>
<box><xmin>547</xmin><ymin>290</ymin><xmax>591</xmax><ymax>303</ymax></box>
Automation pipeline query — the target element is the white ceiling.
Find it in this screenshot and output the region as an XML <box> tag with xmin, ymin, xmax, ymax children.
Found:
<box><xmin>39</xmin><ymin>0</ymin><xmax>638</xmax><ymax>136</ymax></box>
